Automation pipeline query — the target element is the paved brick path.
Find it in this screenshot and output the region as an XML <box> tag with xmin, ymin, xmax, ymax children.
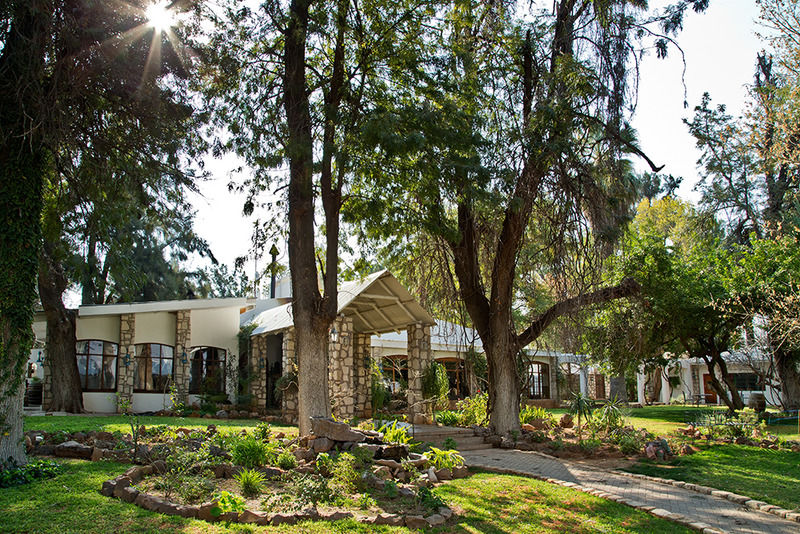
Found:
<box><xmin>460</xmin><ymin>449</ymin><xmax>799</xmax><ymax>534</ymax></box>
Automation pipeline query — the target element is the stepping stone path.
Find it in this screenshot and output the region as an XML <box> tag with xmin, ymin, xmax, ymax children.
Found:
<box><xmin>460</xmin><ymin>448</ymin><xmax>800</xmax><ymax>534</ymax></box>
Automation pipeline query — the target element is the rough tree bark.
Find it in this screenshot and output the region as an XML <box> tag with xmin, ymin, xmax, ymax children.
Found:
<box><xmin>0</xmin><ymin>1</ymin><xmax>51</xmax><ymax>465</ymax></box>
<box><xmin>38</xmin><ymin>244</ymin><xmax>83</xmax><ymax>412</ymax></box>
<box><xmin>775</xmin><ymin>348</ymin><xmax>800</xmax><ymax>410</ymax></box>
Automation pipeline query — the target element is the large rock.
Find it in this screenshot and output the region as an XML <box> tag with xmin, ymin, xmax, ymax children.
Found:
<box><xmin>310</xmin><ymin>417</ymin><xmax>366</xmax><ymax>443</ymax></box>
<box><xmin>405</xmin><ymin>515</ymin><xmax>428</xmax><ymax>529</ymax></box>
<box><xmin>239</xmin><ymin>510</ymin><xmax>269</xmax><ymax>525</ymax></box>
<box><xmin>376</xmin><ymin>444</ymin><xmax>409</xmax><ymax>460</ymax></box>
<box><xmin>55</xmin><ymin>440</ymin><xmax>93</xmax><ymax>459</ymax></box>
<box><xmin>311</xmin><ymin>437</ymin><xmax>334</xmax><ymax>453</ymax></box>
<box><xmin>559</xmin><ymin>413</ymin><xmax>574</xmax><ymax>428</ymax></box>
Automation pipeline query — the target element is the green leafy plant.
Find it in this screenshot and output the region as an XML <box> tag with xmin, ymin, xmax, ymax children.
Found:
<box><xmin>425</xmin><ymin>447</ymin><xmax>465</xmax><ymax>470</ymax></box>
<box><xmin>276</xmin><ymin>450</ymin><xmax>297</xmax><ymax>470</ymax></box>
<box><xmin>315</xmin><ymin>452</ymin><xmax>334</xmax><ymax>476</ymax></box>
<box><xmin>593</xmin><ymin>397</ymin><xmax>628</xmax><ymax>433</ymax></box>
<box><xmin>435</xmin><ymin>410</ymin><xmax>460</xmax><ymax>426</ymax></box>
<box><xmin>370</xmin><ymin>360</ymin><xmax>391</xmax><ymax>414</ymax></box>
<box><xmin>0</xmin><ymin>459</ymin><xmax>62</xmax><ymax>488</ymax></box>
<box><xmin>379</xmin><ymin>420</ymin><xmax>411</xmax><ymax>445</ymax></box>
<box><xmin>253</xmin><ymin>422</ymin><xmax>272</xmax><ymax>441</ymax></box>
<box><xmin>442</xmin><ymin>437</ymin><xmax>457</xmax><ymax>450</ymax></box>
<box><xmin>357</xmin><ymin>493</ymin><xmax>377</xmax><ymax>509</ymax></box>
<box><xmin>287</xmin><ymin>473</ymin><xmax>334</xmax><ymax>508</ymax></box>
<box><xmin>210</xmin><ymin>491</ymin><xmax>246</xmax><ymax>518</ymax></box>
<box><xmin>331</xmin><ymin>452</ymin><xmax>362</xmax><ymax>493</ymax></box>
<box><xmin>234</xmin><ymin>468</ymin><xmax>266</xmax><ymax>497</ymax></box>
<box><xmin>416</xmin><ymin>486</ymin><xmax>445</xmax><ymax>513</ymax></box>
<box><xmin>569</xmin><ymin>392</ymin><xmax>595</xmax><ymax>442</ymax></box>
<box><xmin>383</xmin><ymin>479</ymin><xmax>399</xmax><ymax>498</ymax></box>
<box><xmin>349</xmin><ymin>445</ymin><xmax>375</xmax><ymax>468</ymax></box>
<box><xmin>579</xmin><ymin>438</ymin><xmax>602</xmax><ymax>454</ymax></box>
<box><xmin>456</xmin><ymin>393</ymin><xmax>488</xmax><ymax>426</ymax></box>
<box><xmin>231</xmin><ymin>437</ymin><xmax>269</xmax><ymax>468</ymax></box>
<box><xmin>519</xmin><ymin>405</ymin><xmax>555</xmax><ymax>426</ymax></box>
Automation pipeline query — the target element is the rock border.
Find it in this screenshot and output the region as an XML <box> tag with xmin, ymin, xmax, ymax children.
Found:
<box><xmin>100</xmin><ymin>464</ymin><xmax>456</xmax><ymax>529</ymax></box>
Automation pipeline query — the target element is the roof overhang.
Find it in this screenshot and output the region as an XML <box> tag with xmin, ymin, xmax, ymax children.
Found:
<box><xmin>79</xmin><ymin>297</ymin><xmax>254</xmax><ymax>317</ymax></box>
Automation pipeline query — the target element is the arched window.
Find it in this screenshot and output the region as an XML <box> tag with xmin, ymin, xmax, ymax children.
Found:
<box><xmin>189</xmin><ymin>347</ymin><xmax>227</xmax><ymax>394</ymax></box>
<box><xmin>76</xmin><ymin>340</ymin><xmax>118</xmax><ymax>391</ymax></box>
<box><xmin>134</xmin><ymin>343</ymin><xmax>174</xmax><ymax>392</ymax></box>
<box><xmin>526</xmin><ymin>362</ymin><xmax>550</xmax><ymax>399</ymax></box>
<box><xmin>438</xmin><ymin>357</ymin><xmax>470</xmax><ymax>399</ymax></box>
<box><xmin>381</xmin><ymin>355</ymin><xmax>408</xmax><ymax>392</ymax></box>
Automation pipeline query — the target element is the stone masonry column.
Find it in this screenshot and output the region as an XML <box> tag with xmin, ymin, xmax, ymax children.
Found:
<box><xmin>353</xmin><ymin>333</ymin><xmax>372</xmax><ymax>418</ymax></box>
<box><xmin>173</xmin><ymin>310</ymin><xmax>191</xmax><ymax>406</ymax></box>
<box><xmin>328</xmin><ymin>316</ymin><xmax>355</xmax><ymax>421</ymax></box>
<box><xmin>249</xmin><ymin>333</ymin><xmax>269</xmax><ymax>412</ymax></box>
<box><xmin>406</xmin><ymin>322</ymin><xmax>432</xmax><ymax>419</ymax></box>
<box><xmin>281</xmin><ymin>329</ymin><xmax>298</xmax><ymax>423</ymax></box>
<box><xmin>117</xmin><ymin>313</ymin><xmax>136</xmax><ymax>413</ymax></box>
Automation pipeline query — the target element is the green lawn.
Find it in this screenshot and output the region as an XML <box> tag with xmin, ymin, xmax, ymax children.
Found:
<box><xmin>622</xmin><ymin>443</ymin><xmax>800</xmax><ymax>510</ymax></box>
<box><xmin>0</xmin><ymin>461</ymin><xmax>690</xmax><ymax>534</ymax></box>
<box><xmin>23</xmin><ymin>415</ymin><xmax>298</xmax><ymax>437</ymax></box>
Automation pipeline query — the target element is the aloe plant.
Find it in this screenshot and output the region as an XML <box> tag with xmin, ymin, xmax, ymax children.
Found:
<box><xmin>569</xmin><ymin>392</ymin><xmax>594</xmax><ymax>442</ymax></box>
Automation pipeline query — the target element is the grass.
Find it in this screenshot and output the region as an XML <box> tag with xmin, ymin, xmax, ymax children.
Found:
<box><xmin>23</xmin><ymin>416</ymin><xmax>298</xmax><ymax>437</ymax></box>
<box><xmin>0</xmin><ymin>462</ymin><xmax>689</xmax><ymax>534</ymax></box>
<box><xmin>622</xmin><ymin>443</ymin><xmax>800</xmax><ymax>510</ymax></box>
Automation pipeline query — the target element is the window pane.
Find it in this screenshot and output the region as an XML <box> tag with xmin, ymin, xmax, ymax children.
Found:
<box><xmin>76</xmin><ymin>341</ymin><xmax>89</xmax><ymax>355</ymax></box>
<box><xmin>102</xmin><ymin>356</ymin><xmax>116</xmax><ymax>390</ymax></box>
<box><xmin>86</xmin><ymin>355</ymin><xmax>102</xmax><ymax>389</ymax></box>
<box><xmin>88</xmin><ymin>340</ymin><xmax>103</xmax><ymax>355</ymax></box>
<box><xmin>161</xmin><ymin>345</ymin><xmax>174</xmax><ymax>358</ymax></box>
<box><xmin>77</xmin><ymin>355</ymin><xmax>88</xmax><ymax>389</ymax></box>
<box><xmin>161</xmin><ymin>357</ymin><xmax>173</xmax><ymax>377</ymax></box>
<box><xmin>151</xmin><ymin>344</ymin><xmax>161</xmax><ymax>358</ymax></box>
<box><xmin>103</xmin><ymin>342</ymin><xmax>118</xmax><ymax>356</ymax></box>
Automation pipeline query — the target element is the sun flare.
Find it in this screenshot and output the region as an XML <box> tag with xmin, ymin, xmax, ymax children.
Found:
<box><xmin>145</xmin><ymin>1</ymin><xmax>174</xmax><ymax>32</ymax></box>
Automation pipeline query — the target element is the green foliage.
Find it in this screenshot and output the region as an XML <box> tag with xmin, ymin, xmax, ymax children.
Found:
<box><xmin>456</xmin><ymin>393</ymin><xmax>488</xmax><ymax>427</ymax></box>
<box><xmin>379</xmin><ymin>420</ymin><xmax>411</xmax><ymax>445</ymax></box>
<box><xmin>284</xmin><ymin>473</ymin><xmax>334</xmax><ymax>509</ymax></box>
<box><xmin>593</xmin><ymin>397</ymin><xmax>629</xmax><ymax>433</ymax></box>
<box><xmin>435</xmin><ymin>410</ymin><xmax>461</xmax><ymax>426</ymax></box>
<box><xmin>331</xmin><ymin>452</ymin><xmax>362</xmax><ymax>494</ymax></box>
<box><xmin>210</xmin><ymin>490</ymin><xmax>246</xmax><ymax>518</ymax></box>
<box><xmin>230</xmin><ymin>437</ymin><xmax>269</xmax><ymax>468</ymax></box>
<box><xmin>570</xmin><ymin>392</ymin><xmax>595</xmax><ymax>442</ymax></box>
<box><xmin>315</xmin><ymin>452</ymin><xmax>334</xmax><ymax>476</ymax></box>
<box><xmin>383</xmin><ymin>479</ymin><xmax>399</xmax><ymax>498</ymax></box>
<box><xmin>370</xmin><ymin>361</ymin><xmax>391</xmax><ymax>414</ymax></box>
<box><xmin>579</xmin><ymin>438</ymin><xmax>602</xmax><ymax>454</ymax></box>
<box><xmin>0</xmin><ymin>459</ymin><xmax>62</xmax><ymax>488</ymax></box>
<box><xmin>356</xmin><ymin>493</ymin><xmax>377</xmax><ymax>509</ymax></box>
<box><xmin>253</xmin><ymin>422</ymin><xmax>272</xmax><ymax>441</ymax></box>
<box><xmin>425</xmin><ymin>447</ymin><xmax>465</xmax><ymax>470</ymax></box>
<box><xmin>421</xmin><ymin>361</ymin><xmax>450</xmax><ymax>411</ymax></box>
<box><xmin>442</xmin><ymin>437</ymin><xmax>458</xmax><ymax>450</ymax></box>
<box><xmin>349</xmin><ymin>445</ymin><xmax>375</xmax><ymax>469</ymax></box>
<box><xmin>276</xmin><ymin>450</ymin><xmax>297</xmax><ymax>470</ymax></box>
<box><xmin>519</xmin><ymin>405</ymin><xmax>555</xmax><ymax>426</ymax></box>
<box><xmin>233</xmin><ymin>468</ymin><xmax>266</xmax><ymax>497</ymax></box>
<box><xmin>416</xmin><ymin>486</ymin><xmax>446</xmax><ymax>513</ymax></box>
<box><xmin>465</xmin><ymin>348</ymin><xmax>488</xmax><ymax>390</ymax></box>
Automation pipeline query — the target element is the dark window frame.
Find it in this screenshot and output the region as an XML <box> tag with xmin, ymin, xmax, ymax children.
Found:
<box><xmin>75</xmin><ymin>340</ymin><xmax>119</xmax><ymax>392</ymax></box>
<box><xmin>188</xmin><ymin>346</ymin><xmax>227</xmax><ymax>395</ymax></box>
<box><xmin>134</xmin><ymin>343</ymin><xmax>175</xmax><ymax>393</ymax></box>
<box><xmin>438</xmin><ymin>357</ymin><xmax>469</xmax><ymax>399</ymax></box>
<box><xmin>381</xmin><ymin>355</ymin><xmax>409</xmax><ymax>387</ymax></box>
<box><xmin>526</xmin><ymin>362</ymin><xmax>551</xmax><ymax>400</ymax></box>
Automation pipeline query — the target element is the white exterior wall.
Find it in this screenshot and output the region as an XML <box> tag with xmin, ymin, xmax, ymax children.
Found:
<box><xmin>76</xmin><ymin>316</ymin><xmax>121</xmax><ymax>344</ymax></box>
<box><xmin>133</xmin><ymin>312</ymin><xmax>176</xmax><ymax>345</ymax></box>
<box><xmin>132</xmin><ymin>393</ymin><xmax>173</xmax><ymax>413</ymax></box>
<box><xmin>83</xmin><ymin>392</ymin><xmax>117</xmax><ymax>413</ymax></box>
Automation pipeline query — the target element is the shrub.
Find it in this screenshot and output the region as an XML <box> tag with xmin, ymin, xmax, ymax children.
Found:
<box><xmin>315</xmin><ymin>452</ymin><xmax>334</xmax><ymax>476</ymax></box>
<box><xmin>442</xmin><ymin>437</ymin><xmax>457</xmax><ymax>450</ymax></box>
<box><xmin>0</xmin><ymin>459</ymin><xmax>62</xmax><ymax>488</ymax></box>
<box><xmin>332</xmin><ymin>452</ymin><xmax>362</xmax><ymax>493</ymax></box>
<box><xmin>579</xmin><ymin>438</ymin><xmax>602</xmax><ymax>454</ymax></box>
<box><xmin>456</xmin><ymin>393</ymin><xmax>488</xmax><ymax>426</ymax></box>
<box><xmin>349</xmin><ymin>445</ymin><xmax>375</xmax><ymax>468</ymax></box>
<box><xmin>357</xmin><ymin>493</ymin><xmax>377</xmax><ymax>509</ymax></box>
<box><xmin>416</xmin><ymin>486</ymin><xmax>445</xmax><ymax>512</ymax></box>
<box><xmin>210</xmin><ymin>491</ymin><xmax>246</xmax><ymax>518</ymax></box>
<box><xmin>435</xmin><ymin>410</ymin><xmax>460</xmax><ymax>427</ymax></box>
<box><xmin>276</xmin><ymin>450</ymin><xmax>297</xmax><ymax>470</ymax></box>
<box><xmin>379</xmin><ymin>420</ymin><xmax>411</xmax><ymax>445</ymax></box>
<box><xmin>234</xmin><ymin>468</ymin><xmax>267</xmax><ymax>497</ymax></box>
<box><xmin>425</xmin><ymin>447</ymin><xmax>465</xmax><ymax>470</ymax></box>
<box><xmin>519</xmin><ymin>405</ymin><xmax>555</xmax><ymax>426</ymax></box>
<box><xmin>593</xmin><ymin>397</ymin><xmax>628</xmax><ymax>433</ymax></box>
<box><xmin>176</xmin><ymin>475</ymin><xmax>215</xmax><ymax>504</ymax></box>
<box><xmin>383</xmin><ymin>479</ymin><xmax>398</xmax><ymax>498</ymax></box>
<box><xmin>288</xmin><ymin>474</ymin><xmax>334</xmax><ymax>508</ymax></box>
<box><xmin>370</xmin><ymin>361</ymin><xmax>391</xmax><ymax>413</ymax></box>
<box><xmin>253</xmin><ymin>422</ymin><xmax>272</xmax><ymax>441</ymax></box>
<box><xmin>231</xmin><ymin>437</ymin><xmax>269</xmax><ymax>468</ymax></box>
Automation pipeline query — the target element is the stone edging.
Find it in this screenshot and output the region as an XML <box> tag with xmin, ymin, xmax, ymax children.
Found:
<box><xmin>100</xmin><ymin>464</ymin><xmax>455</xmax><ymax>529</ymax></box>
<box><xmin>608</xmin><ymin>468</ymin><xmax>800</xmax><ymax>525</ymax></box>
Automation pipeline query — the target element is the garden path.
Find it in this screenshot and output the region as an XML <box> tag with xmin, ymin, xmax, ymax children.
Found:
<box><xmin>460</xmin><ymin>448</ymin><xmax>799</xmax><ymax>534</ymax></box>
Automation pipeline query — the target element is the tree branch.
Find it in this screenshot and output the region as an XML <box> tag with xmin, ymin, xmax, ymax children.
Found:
<box><xmin>517</xmin><ymin>277</ymin><xmax>640</xmax><ymax>348</ymax></box>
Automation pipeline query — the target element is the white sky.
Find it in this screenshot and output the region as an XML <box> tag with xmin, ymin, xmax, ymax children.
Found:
<box><xmin>189</xmin><ymin>1</ymin><xmax>765</xmax><ymax>273</ymax></box>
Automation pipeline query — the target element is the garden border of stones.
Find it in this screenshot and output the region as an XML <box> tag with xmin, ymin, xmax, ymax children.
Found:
<box><xmin>99</xmin><ymin>462</ymin><xmax>457</xmax><ymax>528</ymax></box>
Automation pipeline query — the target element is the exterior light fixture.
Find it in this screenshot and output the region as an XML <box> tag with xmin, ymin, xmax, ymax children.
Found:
<box><xmin>122</xmin><ymin>353</ymin><xmax>132</xmax><ymax>367</ymax></box>
<box><xmin>258</xmin><ymin>357</ymin><xmax>265</xmax><ymax>370</ymax></box>
<box><xmin>36</xmin><ymin>350</ymin><xmax>43</xmax><ymax>363</ymax></box>
<box><xmin>181</xmin><ymin>351</ymin><xmax>188</xmax><ymax>365</ymax></box>
<box><xmin>330</xmin><ymin>325</ymin><xmax>338</xmax><ymax>343</ymax></box>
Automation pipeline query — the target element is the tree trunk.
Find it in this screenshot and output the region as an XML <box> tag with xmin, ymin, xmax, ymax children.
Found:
<box><xmin>775</xmin><ymin>348</ymin><xmax>800</xmax><ymax>410</ymax></box>
<box><xmin>0</xmin><ymin>0</ymin><xmax>51</xmax><ymax>466</ymax></box>
<box><xmin>283</xmin><ymin>0</ymin><xmax>333</xmax><ymax>436</ymax></box>
<box><xmin>485</xmin><ymin>337</ymin><xmax>521</xmax><ymax>435</ymax></box>
<box><xmin>38</xmin><ymin>243</ymin><xmax>83</xmax><ymax>412</ymax></box>
<box><xmin>702</xmin><ymin>353</ymin><xmax>744</xmax><ymax>412</ymax></box>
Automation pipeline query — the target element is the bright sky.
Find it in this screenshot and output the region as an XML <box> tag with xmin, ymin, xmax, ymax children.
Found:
<box><xmin>188</xmin><ymin>1</ymin><xmax>765</xmax><ymax>274</ymax></box>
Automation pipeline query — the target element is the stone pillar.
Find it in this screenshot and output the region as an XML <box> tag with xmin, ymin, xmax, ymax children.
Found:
<box><xmin>587</xmin><ymin>372</ymin><xmax>597</xmax><ymax>399</ymax></box>
<box><xmin>173</xmin><ymin>310</ymin><xmax>191</xmax><ymax>406</ymax></box>
<box><xmin>406</xmin><ymin>322</ymin><xmax>432</xmax><ymax>417</ymax></box>
<box><xmin>660</xmin><ymin>370</ymin><xmax>671</xmax><ymax>403</ymax></box>
<box><xmin>117</xmin><ymin>314</ymin><xmax>136</xmax><ymax>413</ymax></box>
<box><xmin>281</xmin><ymin>329</ymin><xmax>298</xmax><ymax>423</ymax></box>
<box><xmin>353</xmin><ymin>333</ymin><xmax>372</xmax><ymax>417</ymax></box>
<box><xmin>249</xmin><ymin>333</ymin><xmax>269</xmax><ymax>411</ymax></box>
<box><xmin>579</xmin><ymin>367</ymin><xmax>588</xmax><ymax>396</ymax></box>
<box><xmin>328</xmin><ymin>316</ymin><xmax>355</xmax><ymax>421</ymax></box>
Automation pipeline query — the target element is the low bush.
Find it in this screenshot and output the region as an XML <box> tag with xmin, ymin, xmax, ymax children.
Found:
<box><xmin>456</xmin><ymin>393</ymin><xmax>488</xmax><ymax>426</ymax></box>
<box><xmin>332</xmin><ymin>452</ymin><xmax>362</xmax><ymax>493</ymax></box>
<box><xmin>0</xmin><ymin>459</ymin><xmax>62</xmax><ymax>488</ymax></box>
<box><xmin>287</xmin><ymin>474</ymin><xmax>334</xmax><ymax>508</ymax></box>
<box><xmin>426</xmin><ymin>447</ymin><xmax>465</xmax><ymax>470</ymax></box>
<box><xmin>210</xmin><ymin>491</ymin><xmax>246</xmax><ymax>518</ymax></box>
<box><xmin>416</xmin><ymin>486</ymin><xmax>445</xmax><ymax>512</ymax></box>
<box><xmin>592</xmin><ymin>398</ymin><xmax>628</xmax><ymax>433</ymax></box>
<box><xmin>379</xmin><ymin>420</ymin><xmax>411</xmax><ymax>445</ymax></box>
<box><xmin>231</xmin><ymin>437</ymin><xmax>269</xmax><ymax>468</ymax></box>
<box><xmin>519</xmin><ymin>405</ymin><xmax>555</xmax><ymax>426</ymax></box>
<box><xmin>315</xmin><ymin>452</ymin><xmax>334</xmax><ymax>476</ymax></box>
<box><xmin>442</xmin><ymin>437</ymin><xmax>458</xmax><ymax>450</ymax></box>
<box><xmin>579</xmin><ymin>438</ymin><xmax>602</xmax><ymax>454</ymax></box>
<box><xmin>253</xmin><ymin>422</ymin><xmax>272</xmax><ymax>441</ymax></box>
<box><xmin>435</xmin><ymin>410</ymin><xmax>460</xmax><ymax>427</ymax></box>
<box><xmin>234</xmin><ymin>468</ymin><xmax>266</xmax><ymax>497</ymax></box>
<box><xmin>276</xmin><ymin>450</ymin><xmax>297</xmax><ymax>470</ymax></box>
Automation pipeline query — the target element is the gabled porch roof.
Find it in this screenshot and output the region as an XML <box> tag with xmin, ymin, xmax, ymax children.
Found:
<box><xmin>249</xmin><ymin>270</ymin><xmax>435</xmax><ymax>336</ymax></box>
